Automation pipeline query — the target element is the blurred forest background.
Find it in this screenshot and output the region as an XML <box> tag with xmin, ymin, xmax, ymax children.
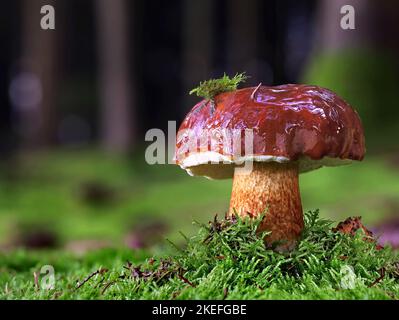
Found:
<box><xmin>0</xmin><ymin>0</ymin><xmax>398</xmax><ymax>253</ymax></box>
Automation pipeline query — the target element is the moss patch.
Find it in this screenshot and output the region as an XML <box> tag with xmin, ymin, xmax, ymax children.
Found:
<box><xmin>1</xmin><ymin>211</ymin><xmax>398</xmax><ymax>300</ymax></box>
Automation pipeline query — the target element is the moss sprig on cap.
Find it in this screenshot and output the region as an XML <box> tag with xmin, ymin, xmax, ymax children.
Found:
<box><xmin>189</xmin><ymin>72</ymin><xmax>248</xmax><ymax>100</ymax></box>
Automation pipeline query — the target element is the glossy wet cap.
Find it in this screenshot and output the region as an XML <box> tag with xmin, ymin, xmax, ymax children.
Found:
<box><xmin>175</xmin><ymin>84</ymin><xmax>365</xmax><ymax>179</ymax></box>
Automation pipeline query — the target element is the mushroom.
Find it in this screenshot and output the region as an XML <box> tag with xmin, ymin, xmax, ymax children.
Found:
<box><xmin>175</xmin><ymin>84</ymin><xmax>365</xmax><ymax>250</ymax></box>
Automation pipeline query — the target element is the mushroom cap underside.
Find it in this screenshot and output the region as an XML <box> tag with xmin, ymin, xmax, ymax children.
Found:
<box><xmin>179</xmin><ymin>154</ymin><xmax>351</xmax><ymax>179</ymax></box>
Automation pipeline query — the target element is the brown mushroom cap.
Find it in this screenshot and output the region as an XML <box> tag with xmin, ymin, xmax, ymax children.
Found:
<box><xmin>175</xmin><ymin>84</ymin><xmax>365</xmax><ymax>179</ymax></box>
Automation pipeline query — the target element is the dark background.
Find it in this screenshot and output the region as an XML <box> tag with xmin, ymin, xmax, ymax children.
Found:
<box><xmin>2</xmin><ymin>0</ymin><xmax>398</xmax><ymax>153</ymax></box>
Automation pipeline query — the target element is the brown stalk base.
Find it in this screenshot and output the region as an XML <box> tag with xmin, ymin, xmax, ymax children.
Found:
<box><xmin>229</xmin><ymin>162</ymin><xmax>304</xmax><ymax>251</ymax></box>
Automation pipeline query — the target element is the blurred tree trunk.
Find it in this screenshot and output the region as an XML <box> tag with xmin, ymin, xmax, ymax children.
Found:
<box><xmin>181</xmin><ymin>0</ymin><xmax>214</xmax><ymax>112</ymax></box>
<box><xmin>227</xmin><ymin>0</ymin><xmax>259</xmax><ymax>81</ymax></box>
<box><xmin>95</xmin><ymin>0</ymin><xmax>135</xmax><ymax>153</ymax></box>
<box><xmin>19</xmin><ymin>0</ymin><xmax>57</xmax><ymax>148</ymax></box>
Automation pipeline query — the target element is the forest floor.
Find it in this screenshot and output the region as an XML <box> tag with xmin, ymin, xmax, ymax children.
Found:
<box><xmin>1</xmin><ymin>211</ymin><xmax>398</xmax><ymax>299</ymax></box>
<box><xmin>0</xmin><ymin>149</ymin><xmax>399</xmax><ymax>299</ymax></box>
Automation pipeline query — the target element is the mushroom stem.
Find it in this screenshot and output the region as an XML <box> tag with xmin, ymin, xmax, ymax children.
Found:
<box><xmin>229</xmin><ymin>161</ymin><xmax>304</xmax><ymax>250</ymax></box>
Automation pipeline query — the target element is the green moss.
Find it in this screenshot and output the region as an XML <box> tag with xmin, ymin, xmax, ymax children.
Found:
<box><xmin>1</xmin><ymin>211</ymin><xmax>398</xmax><ymax>300</ymax></box>
<box><xmin>189</xmin><ymin>73</ymin><xmax>248</xmax><ymax>100</ymax></box>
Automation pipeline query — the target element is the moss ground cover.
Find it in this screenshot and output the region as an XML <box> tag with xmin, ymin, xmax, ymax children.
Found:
<box><xmin>1</xmin><ymin>211</ymin><xmax>398</xmax><ymax>299</ymax></box>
